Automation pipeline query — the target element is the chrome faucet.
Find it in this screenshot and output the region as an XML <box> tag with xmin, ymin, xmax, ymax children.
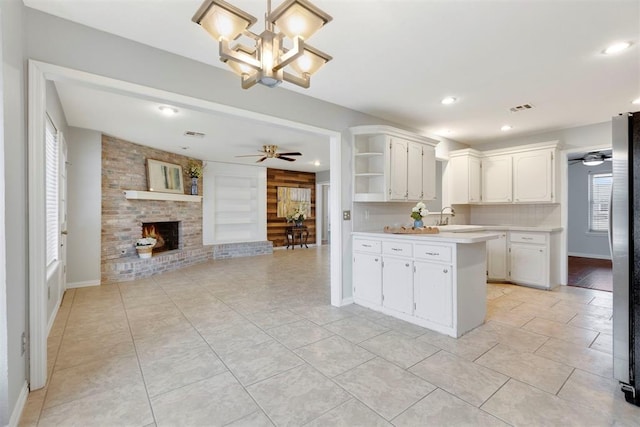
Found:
<box><xmin>437</xmin><ymin>206</ymin><xmax>456</xmax><ymax>226</ymax></box>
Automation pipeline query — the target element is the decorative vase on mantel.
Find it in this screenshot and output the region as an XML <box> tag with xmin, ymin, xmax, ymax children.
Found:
<box><xmin>294</xmin><ymin>219</ymin><xmax>304</xmax><ymax>227</ymax></box>
<box><xmin>413</xmin><ymin>219</ymin><xmax>424</xmax><ymax>228</ymax></box>
<box><xmin>190</xmin><ymin>177</ymin><xmax>198</xmax><ymax>195</ymax></box>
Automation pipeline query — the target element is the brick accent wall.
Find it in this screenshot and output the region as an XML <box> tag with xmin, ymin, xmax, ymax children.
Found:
<box><xmin>101</xmin><ymin>135</ymin><xmax>204</xmax><ymax>281</ymax></box>
<box><xmin>267</xmin><ymin>168</ymin><xmax>316</xmax><ymax>247</ymax></box>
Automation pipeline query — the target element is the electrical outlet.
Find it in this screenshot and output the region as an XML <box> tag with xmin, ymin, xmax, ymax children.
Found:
<box><xmin>343</xmin><ymin>210</ymin><xmax>351</xmax><ymax>220</ymax></box>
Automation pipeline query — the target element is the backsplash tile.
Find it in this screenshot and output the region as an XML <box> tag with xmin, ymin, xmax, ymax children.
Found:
<box><xmin>469</xmin><ymin>204</ymin><xmax>560</xmax><ymax>227</ymax></box>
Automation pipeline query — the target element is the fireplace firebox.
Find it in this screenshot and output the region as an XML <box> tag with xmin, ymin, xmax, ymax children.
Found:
<box><xmin>142</xmin><ymin>221</ymin><xmax>180</xmax><ymax>253</ymax></box>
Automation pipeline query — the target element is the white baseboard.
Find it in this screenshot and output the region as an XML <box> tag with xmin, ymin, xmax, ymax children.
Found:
<box><xmin>340</xmin><ymin>297</ymin><xmax>354</xmax><ymax>306</ymax></box>
<box><xmin>47</xmin><ymin>295</ymin><xmax>62</xmax><ymax>336</ymax></box>
<box><xmin>8</xmin><ymin>381</ymin><xmax>29</xmax><ymax>427</ymax></box>
<box><xmin>568</xmin><ymin>252</ymin><xmax>612</xmax><ymax>260</ymax></box>
<box><xmin>66</xmin><ymin>279</ymin><xmax>100</xmax><ymax>289</ymax></box>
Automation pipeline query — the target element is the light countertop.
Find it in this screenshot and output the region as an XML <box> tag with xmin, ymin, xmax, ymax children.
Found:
<box><xmin>352</xmin><ymin>231</ymin><xmax>501</xmax><ymax>244</ymax></box>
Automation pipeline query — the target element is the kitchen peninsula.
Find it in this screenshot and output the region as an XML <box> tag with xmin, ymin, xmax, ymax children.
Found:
<box><xmin>352</xmin><ymin>231</ymin><xmax>499</xmax><ymax>338</ymax></box>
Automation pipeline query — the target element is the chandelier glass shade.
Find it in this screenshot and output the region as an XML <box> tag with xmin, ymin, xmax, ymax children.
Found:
<box><xmin>192</xmin><ymin>0</ymin><xmax>332</xmax><ymax>89</ymax></box>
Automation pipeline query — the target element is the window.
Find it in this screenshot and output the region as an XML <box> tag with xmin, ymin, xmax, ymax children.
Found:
<box><xmin>45</xmin><ymin>115</ymin><xmax>59</xmax><ymax>267</ymax></box>
<box><xmin>589</xmin><ymin>172</ymin><xmax>612</xmax><ymax>232</ymax></box>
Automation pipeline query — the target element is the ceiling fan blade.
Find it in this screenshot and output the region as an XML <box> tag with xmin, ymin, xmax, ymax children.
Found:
<box><xmin>255</xmin><ymin>157</ymin><xmax>267</xmax><ymax>163</ymax></box>
<box><xmin>278</xmin><ymin>156</ymin><xmax>297</xmax><ymax>162</ymax></box>
<box><xmin>235</xmin><ymin>154</ymin><xmax>265</xmax><ymax>157</ymax></box>
<box><xmin>277</xmin><ymin>152</ymin><xmax>302</xmax><ymax>156</ymax></box>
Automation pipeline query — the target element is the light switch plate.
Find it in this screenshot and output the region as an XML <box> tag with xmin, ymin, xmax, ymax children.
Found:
<box><xmin>343</xmin><ymin>210</ymin><xmax>351</xmax><ymax>220</ymax></box>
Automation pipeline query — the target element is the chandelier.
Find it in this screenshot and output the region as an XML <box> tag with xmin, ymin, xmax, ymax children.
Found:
<box><xmin>192</xmin><ymin>0</ymin><xmax>332</xmax><ymax>89</ymax></box>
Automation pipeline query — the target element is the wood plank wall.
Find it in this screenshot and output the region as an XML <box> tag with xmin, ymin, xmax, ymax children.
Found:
<box><xmin>267</xmin><ymin>168</ymin><xmax>316</xmax><ymax>247</ymax></box>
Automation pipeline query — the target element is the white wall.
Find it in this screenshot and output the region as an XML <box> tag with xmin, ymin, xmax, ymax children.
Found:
<box><xmin>66</xmin><ymin>127</ymin><xmax>102</xmax><ymax>286</ymax></box>
<box><xmin>567</xmin><ymin>161</ymin><xmax>612</xmax><ymax>259</ymax></box>
<box><xmin>316</xmin><ymin>169</ymin><xmax>330</xmax><ymax>183</ymax></box>
<box><xmin>1</xmin><ymin>0</ymin><xmax>27</xmax><ymax>423</ymax></box>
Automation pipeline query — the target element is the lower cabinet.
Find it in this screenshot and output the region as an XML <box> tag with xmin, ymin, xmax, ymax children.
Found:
<box><xmin>510</xmin><ymin>242</ymin><xmax>548</xmax><ymax>287</ymax></box>
<box><xmin>414</xmin><ymin>261</ymin><xmax>453</xmax><ymax>328</ymax></box>
<box><xmin>382</xmin><ymin>257</ymin><xmax>414</xmax><ymax>315</ymax></box>
<box><xmin>352</xmin><ymin>252</ymin><xmax>382</xmax><ymax>307</ymax></box>
<box><xmin>486</xmin><ymin>232</ymin><xmax>508</xmax><ymax>281</ymax></box>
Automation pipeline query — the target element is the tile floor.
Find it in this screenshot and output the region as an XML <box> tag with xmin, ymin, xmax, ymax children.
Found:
<box><xmin>19</xmin><ymin>246</ymin><xmax>640</xmax><ymax>426</ymax></box>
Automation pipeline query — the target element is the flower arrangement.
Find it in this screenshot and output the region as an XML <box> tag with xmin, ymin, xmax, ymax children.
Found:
<box><xmin>286</xmin><ymin>205</ymin><xmax>307</xmax><ymax>223</ymax></box>
<box><xmin>410</xmin><ymin>202</ymin><xmax>429</xmax><ymax>221</ymax></box>
<box><xmin>186</xmin><ymin>161</ymin><xmax>203</xmax><ymax>179</ymax></box>
<box><xmin>136</xmin><ymin>237</ymin><xmax>157</xmax><ymax>247</ymax></box>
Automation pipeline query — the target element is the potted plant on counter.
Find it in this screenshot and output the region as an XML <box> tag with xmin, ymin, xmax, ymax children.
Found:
<box><xmin>135</xmin><ymin>237</ymin><xmax>157</xmax><ymax>259</ymax></box>
<box><xmin>410</xmin><ymin>202</ymin><xmax>429</xmax><ymax>228</ymax></box>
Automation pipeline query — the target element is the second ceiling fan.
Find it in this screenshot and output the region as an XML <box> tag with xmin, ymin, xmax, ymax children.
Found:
<box><xmin>236</xmin><ymin>145</ymin><xmax>302</xmax><ymax>163</ymax></box>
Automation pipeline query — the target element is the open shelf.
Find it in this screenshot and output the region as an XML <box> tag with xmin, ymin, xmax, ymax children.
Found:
<box><xmin>123</xmin><ymin>190</ymin><xmax>202</xmax><ymax>202</ymax></box>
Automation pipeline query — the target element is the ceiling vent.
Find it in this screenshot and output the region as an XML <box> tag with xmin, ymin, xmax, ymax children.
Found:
<box><xmin>509</xmin><ymin>104</ymin><xmax>534</xmax><ymax>113</ymax></box>
<box><xmin>184</xmin><ymin>131</ymin><xmax>205</xmax><ymax>138</ymax></box>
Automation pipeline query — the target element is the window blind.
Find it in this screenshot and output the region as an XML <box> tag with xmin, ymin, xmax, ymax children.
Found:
<box><xmin>45</xmin><ymin>115</ymin><xmax>59</xmax><ymax>267</ymax></box>
<box><xmin>589</xmin><ymin>172</ymin><xmax>612</xmax><ymax>232</ymax></box>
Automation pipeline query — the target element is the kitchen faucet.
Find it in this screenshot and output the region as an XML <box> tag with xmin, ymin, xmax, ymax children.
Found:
<box><xmin>437</xmin><ymin>206</ymin><xmax>456</xmax><ymax>226</ymax></box>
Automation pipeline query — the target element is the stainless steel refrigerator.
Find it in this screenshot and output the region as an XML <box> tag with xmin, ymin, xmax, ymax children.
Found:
<box><xmin>612</xmin><ymin>111</ymin><xmax>640</xmax><ymax>406</ymax></box>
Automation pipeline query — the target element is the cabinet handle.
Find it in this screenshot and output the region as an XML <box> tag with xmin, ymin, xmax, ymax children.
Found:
<box><xmin>374</xmin><ymin>258</ymin><xmax>379</xmax><ymax>262</ymax></box>
<box><xmin>391</xmin><ymin>248</ymin><xmax>402</xmax><ymax>251</ymax></box>
<box><xmin>424</xmin><ymin>252</ymin><xmax>440</xmax><ymax>256</ymax></box>
<box><xmin>362</xmin><ymin>244</ymin><xmax>372</xmax><ymax>247</ymax></box>
<box><xmin>443</xmin><ymin>268</ymin><xmax>448</xmax><ymax>273</ymax></box>
<box><xmin>521</xmin><ymin>237</ymin><xmax>533</xmax><ymax>240</ymax></box>
<box><xmin>405</xmin><ymin>263</ymin><xmax>410</xmax><ymax>267</ymax></box>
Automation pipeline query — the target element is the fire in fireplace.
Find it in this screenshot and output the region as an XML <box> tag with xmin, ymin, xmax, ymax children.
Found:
<box><xmin>142</xmin><ymin>221</ymin><xmax>180</xmax><ymax>253</ymax></box>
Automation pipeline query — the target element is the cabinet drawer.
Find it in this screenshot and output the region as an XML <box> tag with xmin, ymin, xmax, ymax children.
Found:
<box><xmin>415</xmin><ymin>244</ymin><xmax>452</xmax><ymax>263</ymax></box>
<box><xmin>382</xmin><ymin>241</ymin><xmax>413</xmax><ymax>257</ymax></box>
<box><xmin>353</xmin><ymin>238</ymin><xmax>381</xmax><ymax>253</ymax></box>
<box><xmin>509</xmin><ymin>232</ymin><xmax>547</xmax><ymax>244</ymax></box>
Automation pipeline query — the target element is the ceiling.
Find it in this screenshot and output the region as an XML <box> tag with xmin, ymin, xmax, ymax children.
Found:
<box><xmin>26</xmin><ymin>0</ymin><xmax>639</xmax><ymax>161</ymax></box>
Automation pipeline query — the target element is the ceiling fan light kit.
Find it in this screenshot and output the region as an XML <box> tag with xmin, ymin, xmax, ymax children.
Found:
<box><xmin>192</xmin><ymin>0</ymin><xmax>332</xmax><ymax>89</ymax></box>
<box><xmin>235</xmin><ymin>144</ymin><xmax>302</xmax><ymax>163</ymax></box>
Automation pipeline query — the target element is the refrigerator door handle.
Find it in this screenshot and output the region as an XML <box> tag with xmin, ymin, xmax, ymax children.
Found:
<box><xmin>609</xmin><ymin>183</ymin><xmax>613</xmax><ymax>257</ymax></box>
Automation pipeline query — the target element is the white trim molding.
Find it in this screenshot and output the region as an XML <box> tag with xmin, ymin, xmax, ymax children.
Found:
<box><xmin>8</xmin><ymin>381</ymin><xmax>29</xmax><ymax>427</ymax></box>
<box><xmin>66</xmin><ymin>280</ymin><xmax>100</xmax><ymax>289</ymax></box>
<box><xmin>568</xmin><ymin>252</ymin><xmax>612</xmax><ymax>261</ymax></box>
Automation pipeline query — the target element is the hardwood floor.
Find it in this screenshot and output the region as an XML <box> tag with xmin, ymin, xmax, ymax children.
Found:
<box><xmin>568</xmin><ymin>256</ymin><xmax>612</xmax><ymax>292</ymax></box>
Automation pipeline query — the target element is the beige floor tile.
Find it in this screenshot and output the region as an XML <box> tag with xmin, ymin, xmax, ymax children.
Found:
<box><xmin>247</xmin><ymin>364</ymin><xmax>351</xmax><ymax>426</ymax></box>
<box><xmin>124</xmin><ymin>301</ymin><xmax>182</xmax><ymax>323</ymax></box>
<box><xmin>481</xmin><ymin>379</ymin><xmax>611</xmax><ymax>426</ymax></box>
<box><xmin>418</xmin><ymin>328</ymin><xmax>499</xmax><ymax>361</ymax></box>
<box><xmin>409</xmin><ymin>351</ymin><xmax>508</xmax><ymax>407</ymax></box>
<box><xmin>245</xmin><ymin>308</ymin><xmax>302</xmax><ymax>329</ymax></box>
<box><xmin>201</xmin><ymin>321</ymin><xmax>273</xmax><ymax>357</ymax></box>
<box><xmin>324</xmin><ymin>316</ymin><xmax>389</xmax><ymax>343</ymax></box>
<box><xmin>140</xmin><ymin>344</ymin><xmax>227</xmax><ymax>397</ymax></box>
<box><xmin>392</xmin><ymin>388</ymin><xmax>508</xmax><ymax>427</ymax></box>
<box><xmin>220</xmin><ymin>339</ymin><xmax>305</xmax><ymax>385</ymax></box>
<box><xmin>568</xmin><ymin>313</ymin><xmax>613</xmax><ymax>335</ymax></box>
<box><xmin>55</xmin><ymin>329</ymin><xmax>135</xmax><ymax>370</ymax></box>
<box><xmin>471</xmin><ymin>321</ymin><xmax>548</xmax><ymax>353</ymax></box>
<box><xmin>290</xmin><ymin>304</ymin><xmax>353</xmax><ymax>325</ymax></box>
<box><xmin>486</xmin><ymin>308</ymin><xmax>535</xmax><ymax>328</ymax></box>
<box><xmin>151</xmin><ymin>372</ymin><xmax>259</xmax><ymax>427</ymax></box>
<box><xmin>305</xmin><ymin>398</ymin><xmax>392</xmax><ymax>427</ymax></box>
<box><xmin>371</xmin><ymin>316</ymin><xmax>429</xmax><ymax>338</ymax></box>
<box><xmin>18</xmin><ymin>389</ymin><xmax>46</xmax><ymax>427</ymax></box>
<box><xmin>535</xmin><ymin>337</ymin><xmax>613</xmax><ymax>379</ymax></box>
<box><xmin>267</xmin><ymin>319</ymin><xmax>334</xmax><ymax>349</ymax></box>
<box><xmin>44</xmin><ymin>355</ymin><xmax>143</xmax><ymax>409</ymax></box>
<box><xmin>122</xmin><ymin>293</ymin><xmax>173</xmax><ymax>309</ymax></box>
<box><xmin>336</xmin><ymin>357</ymin><xmax>435</xmax><ymax>420</ymax></box>
<box><xmin>38</xmin><ymin>382</ymin><xmax>153</xmax><ymax>427</ymax></box>
<box><xmin>127</xmin><ymin>312</ymin><xmax>194</xmax><ymax>340</ymax></box>
<box><xmin>508</xmin><ymin>301</ymin><xmax>578</xmax><ymax>324</ymax></box>
<box><xmin>294</xmin><ymin>335</ymin><xmax>376</xmax><ymax>377</ymax></box>
<box><xmin>360</xmin><ymin>331</ymin><xmax>439</xmax><ymax>369</ymax></box>
<box><xmin>589</xmin><ymin>296</ymin><xmax>613</xmax><ymax>309</ymax></box>
<box><xmin>558</xmin><ymin>369</ymin><xmax>640</xmax><ymax>426</ymax></box>
<box><xmin>553</xmin><ymin>299</ymin><xmax>612</xmax><ymax>319</ymax></box>
<box><xmin>62</xmin><ymin>315</ymin><xmax>131</xmax><ymax>339</ymax></box>
<box><xmin>225</xmin><ymin>410</ymin><xmax>274</xmax><ymax>427</ymax></box>
<box><xmin>523</xmin><ymin>317</ymin><xmax>599</xmax><ymax>347</ymax></box>
<box><xmin>134</xmin><ymin>328</ymin><xmax>207</xmax><ymax>362</ymax></box>
<box><xmin>475</xmin><ymin>343</ymin><xmax>574</xmax><ymax>394</ymax></box>
<box><xmin>590</xmin><ymin>332</ymin><xmax>612</xmax><ymax>354</ymax></box>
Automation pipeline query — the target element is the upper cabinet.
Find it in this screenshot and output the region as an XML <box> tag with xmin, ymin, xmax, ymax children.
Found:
<box><xmin>449</xmin><ymin>149</ymin><xmax>482</xmax><ymax>204</ymax></box>
<box><xmin>448</xmin><ymin>142</ymin><xmax>558</xmax><ymax>205</ymax></box>
<box><xmin>351</xmin><ymin>126</ymin><xmax>439</xmax><ymax>202</ymax></box>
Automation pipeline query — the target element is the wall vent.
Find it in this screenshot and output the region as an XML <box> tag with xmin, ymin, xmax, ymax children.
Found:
<box><xmin>509</xmin><ymin>104</ymin><xmax>534</xmax><ymax>113</ymax></box>
<box><xmin>184</xmin><ymin>131</ymin><xmax>205</xmax><ymax>138</ymax></box>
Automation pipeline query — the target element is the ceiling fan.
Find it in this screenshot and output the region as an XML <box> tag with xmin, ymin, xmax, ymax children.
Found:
<box><xmin>569</xmin><ymin>151</ymin><xmax>612</xmax><ymax>166</ymax></box>
<box><xmin>236</xmin><ymin>145</ymin><xmax>302</xmax><ymax>163</ymax></box>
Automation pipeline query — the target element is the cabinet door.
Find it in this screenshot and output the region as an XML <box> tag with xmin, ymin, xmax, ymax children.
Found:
<box><xmin>414</xmin><ymin>261</ymin><xmax>453</xmax><ymax>327</ymax></box>
<box><xmin>353</xmin><ymin>252</ymin><xmax>382</xmax><ymax>306</ymax></box>
<box><xmin>388</xmin><ymin>138</ymin><xmax>408</xmax><ymax>200</ymax></box>
<box><xmin>468</xmin><ymin>155</ymin><xmax>482</xmax><ymax>203</ymax></box>
<box><xmin>482</xmin><ymin>155</ymin><xmax>512</xmax><ymax>203</ymax></box>
<box><xmin>509</xmin><ymin>243</ymin><xmax>548</xmax><ymax>287</ymax></box>
<box><xmin>422</xmin><ymin>145</ymin><xmax>436</xmax><ymax>201</ymax></box>
<box><xmin>449</xmin><ymin>156</ymin><xmax>469</xmax><ymax>204</ymax></box>
<box><xmin>382</xmin><ymin>257</ymin><xmax>413</xmax><ymax>315</ymax></box>
<box><xmin>486</xmin><ymin>233</ymin><xmax>507</xmax><ymax>280</ymax></box>
<box><xmin>407</xmin><ymin>142</ymin><xmax>423</xmax><ymax>200</ymax></box>
<box><xmin>513</xmin><ymin>149</ymin><xmax>554</xmax><ymax>203</ymax></box>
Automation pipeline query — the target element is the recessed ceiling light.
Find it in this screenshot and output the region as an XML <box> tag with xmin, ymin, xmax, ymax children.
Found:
<box><xmin>633</xmin><ymin>97</ymin><xmax>640</xmax><ymax>105</ymax></box>
<box><xmin>314</xmin><ymin>160</ymin><xmax>320</xmax><ymax>167</ymax></box>
<box><xmin>441</xmin><ymin>97</ymin><xmax>457</xmax><ymax>105</ymax></box>
<box><xmin>501</xmin><ymin>125</ymin><xmax>513</xmax><ymax>131</ymax></box>
<box><xmin>603</xmin><ymin>41</ymin><xmax>632</xmax><ymax>55</ymax></box>
<box><xmin>159</xmin><ymin>106</ymin><xmax>178</xmax><ymax>116</ymax></box>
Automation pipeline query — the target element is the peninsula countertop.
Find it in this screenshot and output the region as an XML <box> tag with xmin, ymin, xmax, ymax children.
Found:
<box><xmin>352</xmin><ymin>231</ymin><xmax>501</xmax><ymax>244</ymax></box>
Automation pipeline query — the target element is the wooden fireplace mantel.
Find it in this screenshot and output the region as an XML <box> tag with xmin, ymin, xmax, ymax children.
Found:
<box><xmin>123</xmin><ymin>190</ymin><xmax>202</xmax><ymax>202</ymax></box>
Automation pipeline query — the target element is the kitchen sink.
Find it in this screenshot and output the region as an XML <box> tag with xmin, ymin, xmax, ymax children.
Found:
<box><xmin>436</xmin><ymin>225</ymin><xmax>484</xmax><ymax>233</ymax></box>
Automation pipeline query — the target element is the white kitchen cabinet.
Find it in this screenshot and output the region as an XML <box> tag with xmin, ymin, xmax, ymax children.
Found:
<box><xmin>352</xmin><ymin>252</ymin><xmax>382</xmax><ymax>308</ymax></box>
<box><xmin>486</xmin><ymin>232</ymin><xmax>508</xmax><ymax>281</ymax></box>
<box><xmin>482</xmin><ymin>154</ymin><xmax>512</xmax><ymax>203</ymax></box>
<box><xmin>414</xmin><ymin>261</ymin><xmax>453</xmax><ymax>327</ymax></box>
<box><xmin>407</xmin><ymin>142</ymin><xmax>423</xmax><ymax>200</ymax></box>
<box><xmin>351</xmin><ymin>126</ymin><xmax>438</xmax><ymax>202</ymax></box>
<box><xmin>508</xmin><ymin>232</ymin><xmax>551</xmax><ymax>288</ymax></box>
<box><xmin>449</xmin><ymin>149</ymin><xmax>482</xmax><ymax>204</ymax></box>
<box><xmin>382</xmin><ymin>256</ymin><xmax>414</xmax><ymax>315</ymax></box>
<box><xmin>513</xmin><ymin>149</ymin><xmax>555</xmax><ymax>203</ymax></box>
